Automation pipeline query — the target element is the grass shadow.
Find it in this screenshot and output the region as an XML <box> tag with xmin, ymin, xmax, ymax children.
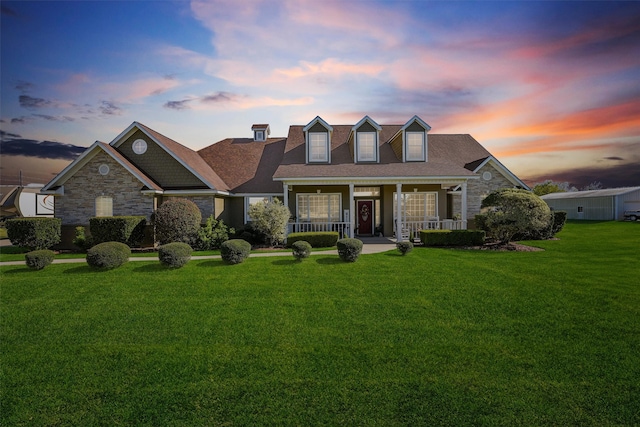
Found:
<box><xmin>315</xmin><ymin>256</ymin><xmax>343</xmax><ymax>265</ymax></box>
<box><xmin>1</xmin><ymin>266</ymin><xmax>33</xmax><ymax>275</ymax></box>
<box><xmin>133</xmin><ymin>263</ymin><xmax>165</xmax><ymax>273</ymax></box>
<box><xmin>271</xmin><ymin>259</ymin><xmax>299</xmax><ymax>266</ymax></box>
<box><xmin>62</xmin><ymin>265</ymin><xmax>97</xmax><ymax>274</ymax></box>
<box><xmin>196</xmin><ymin>259</ymin><xmax>227</xmax><ymax>268</ymax></box>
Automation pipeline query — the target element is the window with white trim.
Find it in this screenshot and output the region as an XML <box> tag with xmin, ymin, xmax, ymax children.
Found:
<box><xmin>297</xmin><ymin>194</ymin><xmax>341</xmax><ymax>222</ymax></box>
<box><xmin>357</xmin><ymin>132</ymin><xmax>376</xmax><ymax>162</ymax></box>
<box><xmin>254</xmin><ymin>130</ymin><xmax>264</xmax><ymax>141</ymax></box>
<box><xmin>406</xmin><ymin>132</ymin><xmax>425</xmax><ymax>161</ymax></box>
<box><xmin>393</xmin><ymin>192</ymin><xmax>437</xmax><ymax>222</ymax></box>
<box><xmin>95</xmin><ymin>196</ymin><xmax>113</xmax><ymax>217</ymax></box>
<box><xmin>245</xmin><ymin>196</ymin><xmax>273</xmax><ymax>222</ymax></box>
<box><xmin>309</xmin><ymin>132</ymin><xmax>329</xmax><ymax>162</ymax></box>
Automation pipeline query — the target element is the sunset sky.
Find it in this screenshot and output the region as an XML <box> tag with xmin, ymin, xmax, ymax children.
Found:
<box><xmin>1</xmin><ymin>0</ymin><xmax>639</xmax><ymax>188</ymax></box>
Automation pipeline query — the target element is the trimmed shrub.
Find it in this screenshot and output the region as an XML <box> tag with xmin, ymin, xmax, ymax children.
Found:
<box><xmin>337</xmin><ymin>238</ymin><xmax>363</xmax><ymax>262</ymax></box>
<box><xmin>154</xmin><ymin>198</ymin><xmax>202</xmax><ymax>245</ymax></box>
<box><xmin>6</xmin><ymin>218</ymin><xmax>61</xmax><ymax>250</ymax></box>
<box><xmin>291</xmin><ymin>240</ymin><xmax>312</xmax><ymax>261</ymax></box>
<box><xmin>247</xmin><ymin>197</ymin><xmax>291</xmax><ymax>246</ymax></box>
<box><xmin>420</xmin><ymin>230</ymin><xmax>486</xmax><ymax>247</ymax></box>
<box><xmin>396</xmin><ymin>241</ymin><xmax>414</xmax><ymax>256</ymax></box>
<box><xmin>89</xmin><ymin>216</ymin><xmax>146</xmax><ymax>247</ymax></box>
<box><xmin>220</xmin><ymin>239</ymin><xmax>251</xmax><ymax>265</ymax></box>
<box><xmin>24</xmin><ymin>249</ymin><xmax>55</xmax><ymax>270</ymax></box>
<box><xmin>194</xmin><ymin>216</ymin><xmax>234</xmax><ymax>251</ymax></box>
<box><xmin>86</xmin><ymin>241</ymin><xmax>130</xmax><ymax>270</ymax></box>
<box><xmin>286</xmin><ymin>232</ymin><xmax>339</xmax><ymax>248</ymax></box>
<box><xmin>551</xmin><ymin>211</ymin><xmax>568</xmax><ymax>236</ymax></box>
<box><xmin>158</xmin><ymin>242</ymin><xmax>192</xmax><ymax>268</ymax></box>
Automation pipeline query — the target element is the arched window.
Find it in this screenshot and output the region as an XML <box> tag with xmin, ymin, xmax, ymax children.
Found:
<box><xmin>95</xmin><ymin>196</ymin><xmax>113</xmax><ymax>217</ymax></box>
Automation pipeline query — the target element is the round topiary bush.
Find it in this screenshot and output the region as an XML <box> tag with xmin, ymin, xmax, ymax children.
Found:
<box><xmin>154</xmin><ymin>198</ymin><xmax>202</xmax><ymax>245</ymax></box>
<box><xmin>291</xmin><ymin>240</ymin><xmax>312</xmax><ymax>261</ymax></box>
<box><xmin>396</xmin><ymin>241</ymin><xmax>413</xmax><ymax>256</ymax></box>
<box><xmin>24</xmin><ymin>249</ymin><xmax>55</xmax><ymax>270</ymax></box>
<box><xmin>337</xmin><ymin>238</ymin><xmax>363</xmax><ymax>262</ymax></box>
<box><xmin>158</xmin><ymin>242</ymin><xmax>192</xmax><ymax>268</ymax></box>
<box><xmin>220</xmin><ymin>239</ymin><xmax>251</xmax><ymax>265</ymax></box>
<box><xmin>86</xmin><ymin>241</ymin><xmax>130</xmax><ymax>270</ymax></box>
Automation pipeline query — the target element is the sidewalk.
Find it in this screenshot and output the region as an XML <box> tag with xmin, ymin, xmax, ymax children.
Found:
<box><xmin>0</xmin><ymin>240</ymin><xmax>398</xmax><ymax>267</ymax></box>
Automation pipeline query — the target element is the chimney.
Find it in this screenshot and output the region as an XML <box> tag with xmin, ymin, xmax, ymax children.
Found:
<box><xmin>251</xmin><ymin>124</ymin><xmax>270</xmax><ymax>142</ymax></box>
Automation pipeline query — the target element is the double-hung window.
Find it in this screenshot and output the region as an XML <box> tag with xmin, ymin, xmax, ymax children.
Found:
<box><xmin>406</xmin><ymin>132</ymin><xmax>425</xmax><ymax>161</ymax></box>
<box><xmin>297</xmin><ymin>194</ymin><xmax>341</xmax><ymax>222</ymax></box>
<box><xmin>309</xmin><ymin>132</ymin><xmax>329</xmax><ymax>162</ymax></box>
<box><xmin>245</xmin><ymin>196</ymin><xmax>272</xmax><ymax>222</ymax></box>
<box><xmin>393</xmin><ymin>192</ymin><xmax>437</xmax><ymax>223</ymax></box>
<box><xmin>95</xmin><ymin>196</ymin><xmax>113</xmax><ymax>217</ymax></box>
<box><xmin>357</xmin><ymin>132</ymin><xmax>376</xmax><ymax>162</ymax></box>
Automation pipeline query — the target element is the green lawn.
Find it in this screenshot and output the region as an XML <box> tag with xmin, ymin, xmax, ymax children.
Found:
<box><xmin>1</xmin><ymin>221</ymin><xmax>639</xmax><ymax>425</ymax></box>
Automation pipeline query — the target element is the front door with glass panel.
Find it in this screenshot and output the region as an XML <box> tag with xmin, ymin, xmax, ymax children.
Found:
<box><xmin>357</xmin><ymin>200</ymin><xmax>374</xmax><ymax>235</ymax></box>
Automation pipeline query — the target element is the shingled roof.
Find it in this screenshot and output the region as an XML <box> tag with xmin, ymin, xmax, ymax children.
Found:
<box><xmin>273</xmin><ymin>125</ymin><xmax>492</xmax><ymax>180</ymax></box>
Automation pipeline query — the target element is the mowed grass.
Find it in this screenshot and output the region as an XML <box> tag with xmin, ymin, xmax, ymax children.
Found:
<box><xmin>1</xmin><ymin>221</ymin><xmax>639</xmax><ymax>425</ymax></box>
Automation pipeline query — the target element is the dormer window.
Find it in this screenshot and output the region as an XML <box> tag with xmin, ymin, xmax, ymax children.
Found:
<box><xmin>406</xmin><ymin>132</ymin><xmax>425</xmax><ymax>161</ymax></box>
<box><xmin>251</xmin><ymin>124</ymin><xmax>270</xmax><ymax>141</ymax></box>
<box><xmin>357</xmin><ymin>132</ymin><xmax>376</xmax><ymax>162</ymax></box>
<box><xmin>303</xmin><ymin>116</ymin><xmax>333</xmax><ymax>163</ymax></box>
<box><xmin>309</xmin><ymin>133</ymin><xmax>329</xmax><ymax>162</ymax></box>
<box><xmin>352</xmin><ymin>116</ymin><xmax>381</xmax><ymax>163</ymax></box>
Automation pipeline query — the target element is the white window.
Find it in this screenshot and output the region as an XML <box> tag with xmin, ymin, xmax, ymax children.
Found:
<box><xmin>309</xmin><ymin>132</ymin><xmax>329</xmax><ymax>162</ymax></box>
<box><xmin>357</xmin><ymin>132</ymin><xmax>376</xmax><ymax>162</ymax></box>
<box><xmin>297</xmin><ymin>194</ymin><xmax>341</xmax><ymax>222</ymax></box>
<box><xmin>406</xmin><ymin>132</ymin><xmax>425</xmax><ymax>161</ymax></box>
<box><xmin>95</xmin><ymin>196</ymin><xmax>113</xmax><ymax>217</ymax></box>
<box><xmin>254</xmin><ymin>130</ymin><xmax>264</xmax><ymax>141</ymax></box>
<box><xmin>245</xmin><ymin>196</ymin><xmax>273</xmax><ymax>223</ymax></box>
<box><xmin>393</xmin><ymin>192</ymin><xmax>437</xmax><ymax>222</ymax></box>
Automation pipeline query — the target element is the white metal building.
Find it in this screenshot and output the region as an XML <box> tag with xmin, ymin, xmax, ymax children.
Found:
<box><xmin>541</xmin><ymin>187</ymin><xmax>640</xmax><ymax>220</ymax></box>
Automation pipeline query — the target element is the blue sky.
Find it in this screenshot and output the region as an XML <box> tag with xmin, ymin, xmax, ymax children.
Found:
<box><xmin>1</xmin><ymin>0</ymin><xmax>639</xmax><ymax>188</ymax></box>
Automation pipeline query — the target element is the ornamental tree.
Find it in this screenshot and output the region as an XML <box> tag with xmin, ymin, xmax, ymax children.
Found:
<box><xmin>247</xmin><ymin>197</ymin><xmax>291</xmax><ymax>247</ymax></box>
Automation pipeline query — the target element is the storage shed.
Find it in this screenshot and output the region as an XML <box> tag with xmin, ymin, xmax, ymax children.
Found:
<box><xmin>541</xmin><ymin>186</ymin><xmax>640</xmax><ymax>220</ymax></box>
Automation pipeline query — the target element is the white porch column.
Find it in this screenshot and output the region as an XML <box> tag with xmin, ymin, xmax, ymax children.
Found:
<box><xmin>461</xmin><ymin>181</ymin><xmax>468</xmax><ymax>228</ymax></box>
<box><xmin>396</xmin><ymin>183</ymin><xmax>403</xmax><ymax>242</ymax></box>
<box><xmin>283</xmin><ymin>184</ymin><xmax>289</xmax><ymax>214</ymax></box>
<box><xmin>349</xmin><ymin>183</ymin><xmax>355</xmax><ymax>238</ymax></box>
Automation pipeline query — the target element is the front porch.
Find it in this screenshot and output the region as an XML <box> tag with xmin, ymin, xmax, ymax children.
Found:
<box><xmin>281</xmin><ymin>180</ymin><xmax>471</xmax><ymax>242</ymax></box>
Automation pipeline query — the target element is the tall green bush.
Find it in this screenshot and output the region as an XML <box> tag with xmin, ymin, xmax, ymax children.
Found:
<box><xmin>247</xmin><ymin>198</ymin><xmax>291</xmax><ymax>247</ymax></box>
<box><xmin>89</xmin><ymin>216</ymin><xmax>146</xmax><ymax>246</ymax></box>
<box><xmin>154</xmin><ymin>198</ymin><xmax>202</xmax><ymax>245</ymax></box>
<box><xmin>6</xmin><ymin>218</ymin><xmax>61</xmax><ymax>250</ymax></box>
<box><xmin>478</xmin><ymin>189</ymin><xmax>551</xmax><ymax>244</ymax></box>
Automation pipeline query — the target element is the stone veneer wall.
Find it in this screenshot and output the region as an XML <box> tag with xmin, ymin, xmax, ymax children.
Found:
<box><xmin>452</xmin><ymin>163</ymin><xmax>516</xmax><ymax>219</ymax></box>
<box><xmin>160</xmin><ymin>195</ymin><xmax>215</xmax><ymax>220</ymax></box>
<box><xmin>56</xmin><ymin>151</ymin><xmax>155</xmax><ymax>225</ymax></box>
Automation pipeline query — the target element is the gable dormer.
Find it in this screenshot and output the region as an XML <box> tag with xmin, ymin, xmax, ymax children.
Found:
<box><xmin>251</xmin><ymin>124</ymin><xmax>270</xmax><ymax>142</ymax></box>
<box><xmin>390</xmin><ymin>116</ymin><xmax>431</xmax><ymax>162</ymax></box>
<box><xmin>303</xmin><ymin>116</ymin><xmax>333</xmax><ymax>164</ymax></box>
<box><xmin>351</xmin><ymin>116</ymin><xmax>382</xmax><ymax>163</ymax></box>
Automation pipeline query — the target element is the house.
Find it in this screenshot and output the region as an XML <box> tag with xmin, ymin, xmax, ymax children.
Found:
<box><xmin>42</xmin><ymin>115</ymin><xmax>528</xmax><ymax>243</ymax></box>
<box><xmin>541</xmin><ymin>187</ymin><xmax>640</xmax><ymax>220</ymax></box>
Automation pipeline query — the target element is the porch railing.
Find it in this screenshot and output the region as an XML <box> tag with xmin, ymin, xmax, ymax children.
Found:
<box><xmin>287</xmin><ymin>221</ymin><xmax>351</xmax><ymax>238</ymax></box>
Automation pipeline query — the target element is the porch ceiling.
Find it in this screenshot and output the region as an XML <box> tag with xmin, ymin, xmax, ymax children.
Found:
<box><xmin>276</xmin><ymin>176</ymin><xmax>477</xmax><ymax>187</ymax></box>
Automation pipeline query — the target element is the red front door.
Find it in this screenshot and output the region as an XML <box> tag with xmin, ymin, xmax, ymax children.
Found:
<box><xmin>357</xmin><ymin>200</ymin><xmax>373</xmax><ymax>236</ymax></box>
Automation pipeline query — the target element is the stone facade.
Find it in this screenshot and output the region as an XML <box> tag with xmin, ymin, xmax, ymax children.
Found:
<box><xmin>55</xmin><ymin>151</ymin><xmax>155</xmax><ymax>225</ymax></box>
<box><xmin>160</xmin><ymin>195</ymin><xmax>216</xmax><ymax>220</ymax></box>
<box><xmin>452</xmin><ymin>162</ymin><xmax>516</xmax><ymax>219</ymax></box>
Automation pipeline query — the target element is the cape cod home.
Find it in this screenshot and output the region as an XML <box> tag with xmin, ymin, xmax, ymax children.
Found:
<box><xmin>42</xmin><ymin>115</ymin><xmax>528</xmax><ymax>243</ymax></box>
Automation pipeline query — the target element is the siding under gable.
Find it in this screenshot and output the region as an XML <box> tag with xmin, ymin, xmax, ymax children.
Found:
<box><xmin>118</xmin><ymin>130</ymin><xmax>207</xmax><ymax>189</ymax></box>
<box><xmin>389</xmin><ymin>132</ymin><xmax>403</xmax><ymax>160</ymax></box>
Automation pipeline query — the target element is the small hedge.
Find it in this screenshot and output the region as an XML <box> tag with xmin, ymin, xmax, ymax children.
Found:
<box><xmin>291</xmin><ymin>240</ymin><xmax>312</xmax><ymax>261</ymax></box>
<box><xmin>6</xmin><ymin>217</ymin><xmax>61</xmax><ymax>250</ymax></box>
<box><xmin>420</xmin><ymin>230</ymin><xmax>486</xmax><ymax>247</ymax></box>
<box><xmin>86</xmin><ymin>241</ymin><xmax>130</xmax><ymax>270</ymax></box>
<box><xmin>89</xmin><ymin>216</ymin><xmax>146</xmax><ymax>247</ymax></box>
<box><xmin>220</xmin><ymin>239</ymin><xmax>251</xmax><ymax>265</ymax></box>
<box><xmin>396</xmin><ymin>241</ymin><xmax>413</xmax><ymax>256</ymax></box>
<box><xmin>286</xmin><ymin>231</ymin><xmax>339</xmax><ymax>248</ymax></box>
<box><xmin>24</xmin><ymin>249</ymin><xmax>55</xmax><ymax>270</ymax></box>
<box><xmin>337</xmin><ymin>238</ymin><xmax>363</xmax><ymax>262</ymax></box>
<box><xmin>158</xmin><ymin>242</ymin><xmax>192</xmax><ymax>268</ymax></box>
